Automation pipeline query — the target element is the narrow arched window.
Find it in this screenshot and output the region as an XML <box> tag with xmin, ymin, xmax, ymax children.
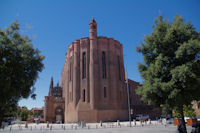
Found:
<box><xmin>104</xmin><ymin>87</ymin><xmax>107</xmax><ymax>98</ymax></box>
<box><xmin>118</xmin><ymin>56</ymin><xmax>121</xmax><ymax>80</ymax></box>
<box><xmin>82</xmin><ymin>52</ymin><xmax>86</xmax><ymax>79</ymax></box>
<box><xmin>102</xmin><ymin>51</ymin><xmax>106</xmax><ymax>79</ymax></box>
<box><xmin>83</xmin><ymin>89</ymin><xmax>86</xmax><ymax>102</ymax></box>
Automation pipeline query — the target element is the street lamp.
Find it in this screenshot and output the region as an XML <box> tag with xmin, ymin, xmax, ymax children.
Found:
<box><xmin>125</xmin><ymin>63</ymin><xmax>131</xmax><ymax>127</ymax></box>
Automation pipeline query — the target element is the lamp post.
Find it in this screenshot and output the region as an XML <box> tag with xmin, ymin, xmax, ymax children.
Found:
<box><xmin>125</xmin><ymin>63</ymin><xmax>131</xmax><ymax>127</ymax></box>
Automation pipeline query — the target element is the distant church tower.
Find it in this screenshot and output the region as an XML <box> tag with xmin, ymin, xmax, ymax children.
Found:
<box><xmin>44</xmin><ymin>77</ymin><xmax>65</xmax><ymax>123</ymax></box>
<box><xmin>48</xmin><ymin>77</ymin><xmax>53</xmax><ymax>96</ymax></box>
<box><xmin>61</xmin><ymin>18</ymin><xmax>128</xmax><ymax>122</ymax></box>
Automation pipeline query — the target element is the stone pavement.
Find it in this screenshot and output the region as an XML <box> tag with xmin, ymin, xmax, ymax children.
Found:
<box><xmin>0</xmin><ymin>121</ymin><xmax>193</xmax><ymax>133</ymax></box>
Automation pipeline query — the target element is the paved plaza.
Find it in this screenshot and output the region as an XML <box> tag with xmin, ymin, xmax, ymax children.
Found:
<box><xmin>0</xmin><ymin>121</ymin><xmax>193</xmax><ymax>133</ymax></box>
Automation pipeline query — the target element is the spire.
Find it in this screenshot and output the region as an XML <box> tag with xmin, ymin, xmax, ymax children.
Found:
<box><xmin>90</xmin><ymin>17</ymin><xmax>96</xmax><ymax>24</ymax></box>
<box><xmin>50</xmin><ymin>76</ymin><xmax>53</xmax><ymax>89</ymax></box>
<box><xmin>49</xmin><ymin>76</ymin><xmax>53</xmax><ymax>96</ymax></box>
<box><xmin>57</xmin><ymin>80</ymin><xmax>59</xmax><ymax>88</ymax></box>
<box><xmin>89</xmin><ymin>17</ymin><xmax>97</xmax><ymax>39</ymax></box>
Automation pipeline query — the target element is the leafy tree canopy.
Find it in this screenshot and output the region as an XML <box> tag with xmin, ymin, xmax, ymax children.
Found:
<box><xmin>0</xmin><ymin>21</ymin><xmax>44</xmax><ymax>126</ymax></box>
<box><xmin>136</xmin><ymin>15</ymin><xmax>200</xmax><ymax>132</ymax></box>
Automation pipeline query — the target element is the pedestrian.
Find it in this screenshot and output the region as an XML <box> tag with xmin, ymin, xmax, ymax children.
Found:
<box><xmin>177</xmin><ymin>121</ymin><xmax>184</xmax><ymax>133</ymax></box>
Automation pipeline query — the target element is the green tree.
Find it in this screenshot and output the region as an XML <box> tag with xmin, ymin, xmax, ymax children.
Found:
<box><xmin>0</xmin><ymin>21</ymin><xmax>44</xmax><ymax>127</ymax></box>
<box><xmin>19</xmin><ymin>107</ymin><xmax>27</xmax><ymax>121</ymax></box>
<box><xmin>18</xmin><ymin>107</ymin><xmax>31</xmax><ymax>121</ymax></box>
<box><xmin>173</xmin><ymin>105</ymin><xmax>196</xmax><ymax>118</ymax></box>
<box><xmin>33</xmin><ymin>111</ymin><xmax>39</xmax><ymax>118</ymax></box>
<box><xmin>136</xmin><ymin>15</ymin><xmax>200</xmax><ymax>133</ymax></box>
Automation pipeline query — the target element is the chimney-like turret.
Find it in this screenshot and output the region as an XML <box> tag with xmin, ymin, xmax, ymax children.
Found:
<box><xmin>89</xmin><ymin>17</ymin><xmax>97</xmax><ymax>39</ymax></box>
<box><xmin>89</xmin><ymin>17</ymin><xmax>98</xmax><ymax>109</ymax></box>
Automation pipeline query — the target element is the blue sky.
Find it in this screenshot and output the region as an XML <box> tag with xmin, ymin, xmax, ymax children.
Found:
<box><xmin>0</xmin><ymin>0</ymin><xmax>200</xmax><ymax>109</ymax></box>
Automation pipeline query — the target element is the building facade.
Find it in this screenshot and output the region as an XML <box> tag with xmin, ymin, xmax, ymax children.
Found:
<box><xmin>44</xmin><ymin>18</ymin><xmax>161</xmax><ymax>123</ymax></box>
<box><xmin>128</xmin><ymin>80</ymin><xmax>161</xmax><ymax>119</ymax></box>
<box><xmin>31</xmin><ymin>107</ymin><xmax>44</xmax><ymax>119</ymax></box>
<box><xmin>61</xmin><ymin>18</ymin><xmax>128</xmax><ymax>122</ymax></box>
<box><xmin>44</xmin><ymin>77</ymin><xmax>65</xmax><ymax>123</ymax></box>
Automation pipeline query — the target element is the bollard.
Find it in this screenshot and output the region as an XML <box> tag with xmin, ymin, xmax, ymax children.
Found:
<box><xmin>96</xmin><ymin>125</ymin><xmax>98</xmax><ymax>129</ymax></box>
<box><xmin>117</xmin><ymin>120</ymin><xmax>120</xmax><ymax>126</ymax></box>
<box><xmin>64</xmin><ymin>126</ymin><xmax>65</xmax><ymax>130</ymax></box>
<box><xmin>31</xmin><ymin>126</ymin><xmax>32</xmax><ymax>130</ymax></box>
<box><xmin>10</xmin><ymin>126</ymin><xmax>12</xmax><ymax>131</ymax></box>
<box><xmin>100</xmin><ymin>120</ymin><xmax>102</xmax><ymax>127</ymax></box>
<box><xmin>134</xmin><ymin>119</ymin><xmax>136</xmax><ymax>126</ymax></box>
<box><xmin>47</xmin><ymin>121</ymin><xmax>49</xmax><ymax>128</ymax></box>
<box><xmin>81</xmin><ymin>121</ymin><xmax>84</xmax><ymax>128</ymax></box>
<box><xmin>149</xmin><ymin>119</ymin><xmax>151</xmax><ymax>125</ymax></box>
<box><xmin>163</xmin><ymin>118</ymin><xmax>167</xmax><ymax>127</ymax></box>
<box><xmin>84</xmin><ymin>121</ymin><xmax>87</xmax><ymax>128</ymax></box>
<box><xmin>88</xmin><ymin>125</ymin><xmax>90</xmax><ymax>129</ymax></box>
<box><xmin>140</xmin><ymin>120</ymin><xmax>143</xmax><ymax>127</ymax></box>
<box><xmin>50</xmin><ymin>125</ymin><xmax>52</xmax><ymax>130</ymax></box>
<box><xmin>25</xmin><ymin>122</ymin><xmax>28</xmax><ymax>128</ymax></box>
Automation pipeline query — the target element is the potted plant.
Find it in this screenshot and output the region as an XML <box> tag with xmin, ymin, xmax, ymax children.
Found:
<box><xmin>172</xmin><ymin>105</ymin><xmax>197</xmax><ymax>126</ymax></box>
<box><xmin>173</xmin><ymin>109</ymin><xmax>182</xmax><ymax>126</ymax></box>
<box><xmin>184</xmin><ymin>105</ymin><xmax>197</xmax><ymax>126</ymax></box>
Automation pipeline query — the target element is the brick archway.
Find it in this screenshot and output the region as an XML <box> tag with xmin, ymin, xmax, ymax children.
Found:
<box><xmin>55</xmin><ymin>106</ymin><xmax>64</xmax><ymax>123</ymax></box>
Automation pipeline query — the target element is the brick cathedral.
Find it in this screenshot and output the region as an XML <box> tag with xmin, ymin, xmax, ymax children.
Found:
<box><xmin>44</xmin><ymin>18</ymin><xmax>161</xmax><ymax>123</ymax></box>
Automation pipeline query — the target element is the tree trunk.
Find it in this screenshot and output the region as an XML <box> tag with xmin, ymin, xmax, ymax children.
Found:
<box><xmin>0</xmin><ymin>111</ymin><xmax>3</xmax><ymax>128</ymax></box>
<box><xmin>180</xmin><ymin>105</ymin><xmax>187</xmax><ymax>133</ymax></box>
<box><xmin>0</xmin><ymin>106</ymin><xmax>6</xmax><ymax>129</ymax></box>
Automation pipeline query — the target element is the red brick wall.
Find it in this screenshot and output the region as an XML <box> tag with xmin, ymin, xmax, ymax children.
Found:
<box><xmin>128</xmin><ymin>79</ymin><xmax>161</xmax><ymax>119</ymax></box>
<box><xmin>44</xmin><ymin>96</ymin><xmax>65</xmax><ymax>122</ymax></box>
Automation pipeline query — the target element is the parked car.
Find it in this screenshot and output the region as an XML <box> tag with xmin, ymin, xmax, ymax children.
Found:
<box><xmin>166</xmin><ymin>118</ymin><xmax>174</xmax><ymax>124</ymax></box>
<box><xmin>135</xmin><ymin>114</ymin><xmax>149</xmax><ymax>121</ymax></box>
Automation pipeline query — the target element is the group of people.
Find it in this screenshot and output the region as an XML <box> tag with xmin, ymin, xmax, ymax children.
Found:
<box><xmin>177</xmin><ymin>121</ymin><xmax>200</xmax><ymax>133</ymax></box>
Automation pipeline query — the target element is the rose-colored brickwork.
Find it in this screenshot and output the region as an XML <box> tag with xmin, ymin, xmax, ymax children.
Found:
<box><xmin>44</xmin><ymin>77</ymin><xmax>65</xmax><ymax>123</ymax></box>
<box><xmin>45</xmin><ymin>18</ymin><xmax>161</xmax><ymax>123</ymax></box>
<box><xmin>128</xmin><ymin>79</ymin><xmax>161</xmax><ymax>119</ymax></box>
<box><xmin>61</xmin><ymin>18</ymin><xmax>128</xmax><ymax>122</ymax></box>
